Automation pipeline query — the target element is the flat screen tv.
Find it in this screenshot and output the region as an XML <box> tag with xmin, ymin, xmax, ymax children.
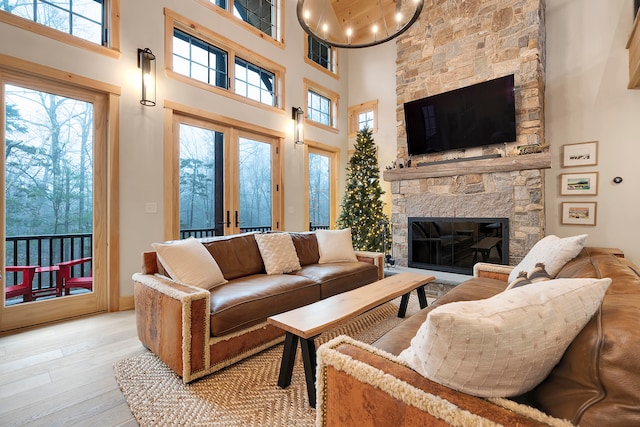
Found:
<box><xmin>404</xmin><ymin>74</ymin><xmax>516</xmax><ymax>156</ymax></box>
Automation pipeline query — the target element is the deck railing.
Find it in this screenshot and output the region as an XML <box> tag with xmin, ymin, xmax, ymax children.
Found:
<box><xmin>5</xmin><ymin>233</ymin><xmax>92</xmax><ymax>290</ymax></box>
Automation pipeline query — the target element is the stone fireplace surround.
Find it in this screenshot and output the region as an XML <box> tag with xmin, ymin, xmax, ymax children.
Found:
<box><xmin>384</xmin><ymin>153</ymin><xmax>551</xmax><ymax>269</ymax></box>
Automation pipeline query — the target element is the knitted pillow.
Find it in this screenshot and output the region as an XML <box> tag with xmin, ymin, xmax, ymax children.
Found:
<box><xmin>254</xmin><ymin>233</ymin><xmax>301</xmax><ymax>275</ymax></box>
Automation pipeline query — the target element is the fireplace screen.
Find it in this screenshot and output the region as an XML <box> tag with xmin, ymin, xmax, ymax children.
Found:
<box><xmin>408</xmin><ymin>217</ymin><xmax>509</xmax><ymax>275</ymax></box>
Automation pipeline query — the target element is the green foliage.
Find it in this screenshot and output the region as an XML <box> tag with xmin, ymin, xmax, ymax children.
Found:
<box><xmin>336</xmin><ymin>127</ymin><xmax>391</xmax><ymax>252</ymax></box>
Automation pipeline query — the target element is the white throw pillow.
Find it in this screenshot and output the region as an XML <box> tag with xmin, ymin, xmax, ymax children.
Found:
<box><xmin>152</xmin><ymin>237</ymin><xmax>227</xmax><ymax>290</ymax></box>
<box><xmin>254</xmin><ymin>233</ymin><xmax>301</xmax><ymax>275</ymax></box>
<box><xmin>507</xmin><ymin>234</ymin><xmax>588</xmax><ymax>283</ymax></box>
<box><xmin>398</xmin><ymin>277</ymin><xmax>611</xmax><ymax>398</ymax></box>
<box><xmin>316</xmin><ymin>228</ymin><xmax>358</xmax><ymax>263</ymax></box>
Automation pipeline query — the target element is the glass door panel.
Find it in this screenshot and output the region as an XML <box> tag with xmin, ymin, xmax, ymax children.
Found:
<box><xmin>179</xmin><ymin>123</ymin><xmax>224</xmax><ymax>238</ymax></box>
<box><xmin>238</xmin><ymin>137</ymin><xmax>272</xmax><ymax>232</ymax></box>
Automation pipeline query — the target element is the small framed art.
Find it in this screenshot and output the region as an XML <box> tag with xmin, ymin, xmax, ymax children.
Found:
<box><xmin>562</xmin><ymin>141</ymin><xmax>598</xmax><ymax>167</ymax></box>
<box><xmin>560</xmin><ymin>172</ymin><xmax>598</xmax><ymax>196</ymax></box>
<box><xmin>561</xmin><ymin>202</ymin><xmax>597</xmax><ymax>226</ymax></box>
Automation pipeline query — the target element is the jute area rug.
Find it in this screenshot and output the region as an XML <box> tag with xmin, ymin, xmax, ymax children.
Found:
<box><xmin>114</xmin><ymin>295</ymin><xmax>422</xmax><ymax>427</ymax></box>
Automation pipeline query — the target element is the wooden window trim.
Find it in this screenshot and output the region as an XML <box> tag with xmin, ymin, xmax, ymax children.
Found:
<box><xmin>304</xmin><ymin>78</ymin><xmax>339</xmax><ymax>133</ymax></box>
<box><xmin>193</xmin><ymin>0</ymin><xmax>285</xmax><ymax>49</ymax></box>
<box><xmin>165</xmin><ymin>8</ymin><xmax>285</xmax><ymax>113</ymax></box>
<box><xmin>0</xmin><ymin>0</ymin><xmax>121</xmax><ymax>59</ymax></box>
<box><xmin>348</xmin><ymin>99</ymin><xmax>378</xmax><ymax>136</ymax></box>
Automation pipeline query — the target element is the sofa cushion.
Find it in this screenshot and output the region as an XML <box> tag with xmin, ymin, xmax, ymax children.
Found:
<box><xmin>289</xmin><ymin>232</ymin><xmax>320</xmax><ymax>266</ymax></box>
<box><xmin>294</xmin><ymin>262</ymin><xmax>379</xmax><ymax>299</ymax></box>
<box><xmin>254</xmin><ymin>233</ymin><xmax>301</xmax><ymax>275</ymax></box>
<box><xmin>508</xmin><ymin>234</ymin><xmax>587</xmax><ymax>283</ymax></box>
<box><xmin>209</xmin><ymin>274</ymin><xmax>319</xmax><ymax>336</ymax></box>
<box><xmin>202</xmin><ymin>233</ymin><xmax>264</xmax><ymax>280</ymax></box>
<box><xmin>316</xmin><ymin>228</ymin><xmax>358</xmax><ymax>263</ymax></box>
<box><xmin>152</xmin><ymin>237</ymin><xmax>227</xmax><ymax>290</ymax></box>
<box><xmin>398</xmin><ymin>277</ymin><xmax>611</xmax><ymax>398</ymax></box>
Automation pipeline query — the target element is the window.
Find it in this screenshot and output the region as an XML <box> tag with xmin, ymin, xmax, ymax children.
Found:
<box><xmin>234</xmin><ymin>58</ymin><xmax>275</xmax><ymax>106</ymax></box>
<box><xmin>0</xmin><ymin>0</ymin><xmax>120</xmax><ymax>55</ymax></box>
<box><xmin>306</xmin><ymin>36</ymin><xmax>336</xmax><ymax>75</ymax></box>
<box><xmin>197</xmin><ymin>0</ymin><xmax>282</xmax><ymax>45</ymax></box>
<box><xmin>166</xmin><ymin>9</ymin><xmax>284</xmax><ymax>110</ymax></box>
<box><xmin>308</xmin><ymin>90</ymin><xmax>330</xmax><ymax>126</ymax></box>
<box><xmin>305</xmin><ymin>142</ymin><xmax>338</xmax><ymax>231</ymax></box>
<box><xmin>173</xmin><ymin>29</ymin><xmax>228</xmax><ymax>89</ymax></box>
<box><xmin>348</xmin><ymin>100</ymin><xmax>378</xmax><ymax>136</ymax></box>
<box><xmin>305</xmin><ymin>78</ymin><xmax>339</xmax><ymax>131</ymax></box>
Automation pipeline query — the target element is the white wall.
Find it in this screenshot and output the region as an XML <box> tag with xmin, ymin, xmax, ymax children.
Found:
<box><xmin>0</xmin><ymin>0</ymin><xmax>351</xmax><ymax>301</ymax></box>
<box><xmin>545</xmin><ymin>0</ymin><xmax>640</xmax><ymax>265</ymax></box>
<box><xmin>346</xmin><ymin>42</ymin><xmax>398</xmax><ymax>218</ymax></box>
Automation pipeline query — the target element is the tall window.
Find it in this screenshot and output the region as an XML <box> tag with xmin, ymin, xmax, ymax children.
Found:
<box><xmin>239</xmin><ymin>137</ymin><xmax>272</xmax><ymax>230</ymax></box>
<box><xmin>1</xmin><ymin>0</ymin><xmax>106</xmax><ymax>46</ymax></box>
<box><xmin>306</xmin><ymin>143</ymin><xmax>337</xmax><ymax>231</ymax></box>
<box><xmin>173</xmin><ymin>29</ymin><xmax>228</xmax><ymax>89</ymax></box>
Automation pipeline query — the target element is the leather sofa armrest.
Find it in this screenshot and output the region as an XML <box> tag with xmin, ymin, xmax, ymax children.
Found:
<box><xmin>354</xmin><ymin>251</ymin><xmax>384</xmax><ymax>280</ymax></box>
<box><xmin>133</xmin><ymin>272</ymin><xmax>210</xmax><ymax>382</ymax></box>
<box><xmin>316</xmin><ymin>337</ymin><xmax>570</xmax><ymax>427</ymax></box>
<box><xmin>473</xmin><ymin>262</ymin><xmax>513</xmax><ymax>282</ymax></box>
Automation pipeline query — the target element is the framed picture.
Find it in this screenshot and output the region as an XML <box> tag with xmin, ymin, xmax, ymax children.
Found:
<box><xmin>560</xmin><ymin>172</ymin><xmax>598</xmax><ymax>196</ymax></box>
<box><xmin>562</xmin><ymin>141</ymin><xmax>598</xmax><ymax>167</ymax></box>
<box><xmin>561</xmin><ymin>202</ymin><xmax>597</xmax><ymax>226</ymax></box>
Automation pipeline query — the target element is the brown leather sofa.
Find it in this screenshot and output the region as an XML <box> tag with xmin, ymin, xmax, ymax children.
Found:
<box><xmin>133</xmin><ymin>232</ymin><xmax>383</xmax><ymax>383</ymax></box>
<box><xmin>316</xmin><ymin>247</ymin><xmax>640</xmax><ymax>426</ymax></box>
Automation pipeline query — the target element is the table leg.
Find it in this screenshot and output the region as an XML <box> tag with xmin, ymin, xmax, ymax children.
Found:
<box><xmin>398</xmin><ymin>293</ymin><xmax>410</xmax><ymax>318</ymax></box>
<box><xmin>416</xmin><ymin>286</ymin><xmax>428</xmax><ymax>309</ymax></box>
<box><xmin>277</xmin><ymin>332</ymin><xmax>299</xmax><ymax>388</ymax></box>
<box><xmin>300</xmin><ymin>337</ymin><xmax>317</xmax><ymax>408</ymax></box>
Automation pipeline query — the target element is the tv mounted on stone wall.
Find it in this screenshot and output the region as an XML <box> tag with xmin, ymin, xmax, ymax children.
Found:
<box><xmin>404</xmin><ymin>74</ymin><xmax>516</xmax><ymax>156</ymax></box>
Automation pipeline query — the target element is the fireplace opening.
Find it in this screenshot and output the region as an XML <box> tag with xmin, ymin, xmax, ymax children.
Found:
<box><xmin>408</xmin><ymin>217</ymin><xmax>509</xmax><ymax>275</ymax></box>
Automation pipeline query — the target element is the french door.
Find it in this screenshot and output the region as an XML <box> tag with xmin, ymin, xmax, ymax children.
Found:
<box><xmin>305</xmin><ymin>142</ymin><xmax>338</xmax><ymax>231</ymax></box>
<box><xmin>170</xmin><ymin>113</ymin><xmax>282</xmax><ymax>240</ymax></box>
<box><xmin>1</xmin><ymin>71</ymin><xmax>108</xmax><ymax>332</ymax></box>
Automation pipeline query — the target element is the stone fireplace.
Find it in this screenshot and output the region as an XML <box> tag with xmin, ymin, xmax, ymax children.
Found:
<box><xmin>386</xmin><ymin>0</ymin><xmax>548</xmax><ymax>270</ymax></box>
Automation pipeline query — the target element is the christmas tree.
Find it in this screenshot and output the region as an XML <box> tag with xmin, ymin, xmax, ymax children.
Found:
<box><xmin>336</xmin><ymin>127</ymin><xmax>391</xmax><ymax>253</ymax></box>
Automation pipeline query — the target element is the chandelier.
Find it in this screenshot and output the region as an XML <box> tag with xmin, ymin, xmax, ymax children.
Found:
<box><xmin>296</xmin><ymin>0</ymin><xmax>424</xmax><ymax>49</ymax></box>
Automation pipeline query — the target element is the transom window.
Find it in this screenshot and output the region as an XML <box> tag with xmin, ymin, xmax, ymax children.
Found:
<box><xmin>173</xmin><ymin>29</ymin><xmax>229</xmax><ymax>89</ymax></box>
<box><xmin>200</xmin><ymin>0</ymin><xmax>282</xmax><ymax>44</ymax></box>
<box><xmin>308</xmin><ymin>91</ymin><xmax>331</xmax><ymax>126</ymax></box>
<box><xmin>1</xmin><ymin>0</ymin><xmax>106</xmax><ymax>46</ymax></box>
<box><xmin>234</xmin><ymin>58</ymin><xmax>275</xmax><ymax>106</ymax></box>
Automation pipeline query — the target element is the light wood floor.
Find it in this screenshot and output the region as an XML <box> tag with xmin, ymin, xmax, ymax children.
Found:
<box><xmin>0</xmin><ymin>310</ymin><xmax>144</xmax><ymax>426</ymax></box>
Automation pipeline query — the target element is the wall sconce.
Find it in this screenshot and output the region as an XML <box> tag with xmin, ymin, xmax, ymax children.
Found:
<box><xmin>138</xmin><ymin>48</ymin><xmax>156</xmax><ymax>106</ymax></box>
<box><xmin>292</xmin><ymin>107</ymin><xmax>304</xmax><ymax>145</ymax></box>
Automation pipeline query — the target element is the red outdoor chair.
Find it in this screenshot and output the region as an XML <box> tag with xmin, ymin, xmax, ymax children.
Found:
<box><xmin>56</xmin><ymin>257</ymin><xmax>93</xmax><ymax>296</ymax></box>
<box><xmin>5</xmin><ymin>265</ymin><xmax>37</xmax><ymax>303</ymax></box>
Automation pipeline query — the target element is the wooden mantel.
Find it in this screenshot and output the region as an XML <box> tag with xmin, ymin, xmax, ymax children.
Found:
<box><xmin>383</xmin><ymin>152</ymin><xmax>552</xmax><ymax>182</ymax></box>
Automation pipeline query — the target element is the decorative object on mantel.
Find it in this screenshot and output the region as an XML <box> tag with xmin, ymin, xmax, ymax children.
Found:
<box><xmin>296</xmin><ymin>0</ymin><xmax>424</xmax><ymax>49</ymax></box>
<box><xmin>562</xmin><ymin>141</ymin><xmax>598</xmax><ymax>167</ymax></box>
<box><xmin>516</xmin><ymin>143</ymin><xmax>549</xmax><ymax>155</ymax></box>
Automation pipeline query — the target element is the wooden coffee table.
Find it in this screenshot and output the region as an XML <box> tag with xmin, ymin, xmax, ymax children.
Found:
<box><xmin>267</xmin><ymin>271</ymin><xmax>435</xmax><ymax>407</ymax></box>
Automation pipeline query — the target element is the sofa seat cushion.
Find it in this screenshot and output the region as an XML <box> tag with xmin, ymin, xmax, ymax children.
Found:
<box><xmin>294</xmin><ymin>262</ymin><xmax>379</xmax><ymax>299</ymax></box>
<box><xmin>372</xmin><ymin>277</ymin><xmax>508</xmax><ymax>355</ymax></box>
<box><xmin>209</xmin><ymin>274</ymin><xmax>319</xmax><ymax>336</ymax></box>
